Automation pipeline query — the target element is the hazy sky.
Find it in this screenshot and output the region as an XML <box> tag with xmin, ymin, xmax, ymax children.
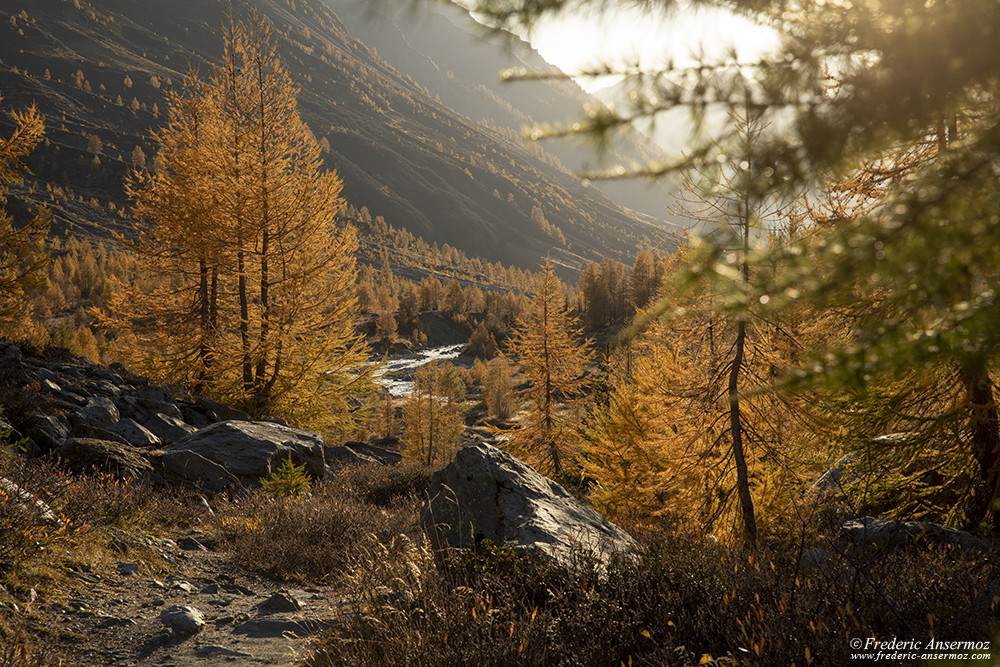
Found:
<box><xmin>512</xmin><ymin>2</ymin><xmax>779</xmax><ymax>93</ymax></box>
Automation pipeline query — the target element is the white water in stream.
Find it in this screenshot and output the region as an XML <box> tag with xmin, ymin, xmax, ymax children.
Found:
<box><xmin>374</xmin><ymin>343</ymin><xmax>466</xmax><ymax>397</ymax></box>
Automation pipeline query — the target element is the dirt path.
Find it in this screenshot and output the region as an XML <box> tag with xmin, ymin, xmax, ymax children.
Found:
<box><xmin>21</xmin><ymin>528</ymin><xmax>345</xmax><ymax>666</ymax></box>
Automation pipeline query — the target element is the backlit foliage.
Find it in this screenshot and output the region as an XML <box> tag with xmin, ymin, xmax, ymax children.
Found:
<box><xmin>0</xmin><ymin>99</ymin><xmax>49</xmax><ymax>337</ymax></box>
<box><xmin>505</xmin><ymin>259</ymin><xmax>592</xmax><ymax>476</ymax></box>
<box><xmin>102</xmin><ymin>10</ymin><xmax>371</xmax><ymax>432</ymax></box>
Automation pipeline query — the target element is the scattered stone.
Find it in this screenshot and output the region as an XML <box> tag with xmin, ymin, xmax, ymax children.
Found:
<box><xmin>258</xmin><ymin>591</ymin><xmax>304</xmax><ymax>615</ymax></box>
<box><xmin>325</xmin><ymin>445</ymin><xmax>380</xmax><ymax>468</ymax></box>
<box><xmin>133</xmin><ymin>385</ymin><xmax>181</xmax><ymax>420</ymax></box>
<box><xmin>196</xmin><ymin>496</ymin><xmax>214</xmax><ymax>514</ymax></box>
<box><xmin>24</xmin><ymin>414</ymin><xmax>67</xmax><ymax>454</ymax></box>
<box><xmin>344</xmin><ymin>441</ymin><xmax>402</xmax><ymax>465</ymax></box>
<box><xmin>177</xmin><ymin>536</ymin><xmax>208</xmax><ymax>552</ymax></box>
<box><xmin>115</xmin><ymin>561</ymin><xmax>139</xmax><ymax>576</ymax></box>
<box><xmin>422</xmin><ymin>443</ymin><xmax>635</xmax><ymax>569</ymax></box>
<box><xmin>68</xmin><ymin>423</ymin><xmax>131</xmax><ymax>446</ymax></box>
<box><xmin>194</xmin><ymin>397</ymin><xmax>251</xmax><ymax>422</ymax></box>
<box><xmin>194</xmin><ymin>645</ymin><xmax>253</xmax><ymax>659</ymax></box>
<box><xmin>159</xmin><ymin>605</ymin><xmax>205</xmax><ymax>636</ymax></box>
<box><xmin>811</xmin><ymin>454</ymin><xmax>858</xmax><ymax>496</ymax></box>
<box><xmin>39</xmin><ymin>378</ymin><xmax>61</xmax><ymax>393</ymax></box>
<box><xmin>167</xmin><ymin>577</ymin><xmax>194</xmax><ymax>593</ymax></box>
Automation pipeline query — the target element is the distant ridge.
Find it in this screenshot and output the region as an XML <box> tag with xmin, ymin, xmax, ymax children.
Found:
<box><xmin>0</xmin><ymin>0</ymin><xmax>672</xmax><ymax>271</ymax></box>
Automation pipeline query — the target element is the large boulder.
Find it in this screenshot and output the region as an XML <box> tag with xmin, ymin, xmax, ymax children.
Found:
<box><xmin>71</xmin><ymin>396</ymin><xmax>120</xmax><ymax>428</ymax></box>
<box><xmin>60</xmin><ymin>438</ymin><xmax>154</xmax><ymax>476</ymax></box>
<box><xmin>163</xmin><ymin>420</ymin><xmax>325</xmax><ymax>489</ymax></box>
<box><xmin>24</xmin><ymin>414</ymin><xmax>69</xmax><ymax>453</ymax></box>
<box><xmin>140</xmin><ymin>412</ymin><xmax>197</xmax><ymax>445</ymax></box>
<box><xmin>160</xmin><ymin>449</ymin><xmax>241</xmax><ymax>493</ymax></box>
<box><xmin>422</xmin><ymin>443</ymin><xmax>635</xmax><ymax>568</ymax></box>
<box><xmin>106</xmin><ymin>418</ymin><xmax>162</xmax><ymax>448</ymax></box>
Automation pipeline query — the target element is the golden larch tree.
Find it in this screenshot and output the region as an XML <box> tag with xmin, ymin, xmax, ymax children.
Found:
<box><xmin>0</xmin><ymin>101</ymin><xmax>49</xmax><ymax>335</ymax></box>
<box><xmin>506</xmin><ymin>259</ymin><xmax>592</xmax><ymax>476</ymax></box>
<box><xmin>105</xmin><ymin>11</ymin><xmax>370</xmax><ymax>432</ymax></box>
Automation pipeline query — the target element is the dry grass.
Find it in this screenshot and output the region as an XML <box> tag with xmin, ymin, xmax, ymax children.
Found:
<box><xmin>311</xmin><ymin>531</ymin><xmax>999</xmax><ymax>666</ymax></box>
<box><xmin>216</xmin><ymin>463</ymin><xmax>431</xmax><ymax>584</ymax></box>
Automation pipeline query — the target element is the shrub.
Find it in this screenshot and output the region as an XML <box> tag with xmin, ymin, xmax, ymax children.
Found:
<box><xmin>311</xmin><ymin>533</ymin><xmax>998</xmax><ymax>666</ymax></box>
<box><xmin>218</xmin><ymin>467</ymin><xmax>425</xmax><ymax>583</ymax></box>
<box><xmin>260</xmin><ymin>458</ymin><xmax>312</xmax><ymax>498</ymax></box>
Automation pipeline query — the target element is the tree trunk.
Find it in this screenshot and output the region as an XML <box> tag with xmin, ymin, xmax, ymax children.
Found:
<box><xmin>962</xmin><ymin>360</ymin><xmax>1000</xmax><ymax>524</ymax></box>
<box><xmin>728</xmin><ymin>316</ymin><xmax>757</xmax><ymax>548</ymax></box>
<box><xmin>238</xmin><ymin>244</ymin><xmax>252</xmax><ymax>391</ymax></box>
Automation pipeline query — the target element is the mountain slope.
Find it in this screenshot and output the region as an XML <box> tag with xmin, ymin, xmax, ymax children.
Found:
<box><xmin>326</xmin><ymin>0</ymin><xmax>681</xmax><ymax>226</ymax></box>
<box><xmin>0</xmin><ymin>0</ymin><xmax>668</xmax><ymax>271</ymax></box>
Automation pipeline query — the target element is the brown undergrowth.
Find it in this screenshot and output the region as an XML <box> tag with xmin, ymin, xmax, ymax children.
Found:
<box><xmin>311</xmin><ymin>531</ymin><xmax>999</xmax><ymax>666</ymax></box>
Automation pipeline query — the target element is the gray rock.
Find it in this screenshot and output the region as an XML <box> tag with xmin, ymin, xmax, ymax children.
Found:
<box><xmin>799</xmin><ymin>548</ymin><xmax>834</xmax><ymax>571</ymax></box>
<box><xmin>39</xmin><ymin>378</ymin><xmax>61</xmax><ymax>393</ymax></box>
<box><xmin>325</xmin><ymin>445</ymin><xmax>380</xmax><ymax>469</ymax></box>
<box><xmin>165</xmin><ymin>420</ymin><xmax>325</xmax><ymax>485</ymax></box>
<box><xmin>422</xmin><ymin>443</ymin><xmax>635</xmax><ymax>568</ymax></box>
<box><xmin>194</xmin><ymin>397</ymin><xmax>252</xmax><ymax>423</ymax></box>
<box><xmin>178</xmin><ymin>536</ymin><xmax>208</xmax><ymax>552</ymax></box>
<box><xmin>181</xmin><ymin>406</ymin><xmax>212</xmax><ymax>428</ymax></box>
<box><xmin>0</xmin><ymin>342</ymin><xmax>21</xmax><ymax>365</ymax></box>
<box><xmin>161</xmin><ymin>449</ymin><xmax>242</xmax><ymax>492</ymax></box>
<box><xmin>69</xmin><ymin>423</ymin><xmax>130</xmax><ymax>447</ymax></box>
<box><xmin>115</xmin><ymin>561</ymin><xmax>139</xmax><ymax>576</ymax></box>
<box><xmin>133</xmin><ymin>386</ymin><xmax>182</xmax><ymax>420</ymax></box>
<box><xmin>25</xmin><ymin>415</ymin><xmax>69</xmax><ymax>453</ymax></box>
<box><xmin>233</xmin><ymin>618</ymin><xmax>331</xmax><ymax>638</ymax></box>
<box><xmin>91</xmin><ymin>367</ymin><xmax>124</xmax><ymax>386</ymax></box>
<box><xmin>60</xmin><ymin>438</ymin><xmax>153</xmax><ymax>476</ymax></box>
<box><xmin>838</xmin><ymin>516</ymin><xmax>993</xmax><ymax>555</ymax></box>
<box><xmin>140</xmin><ymin>413</ymin><xmax>197</xmax><ymax>445</ymax></box>
<box><xmin>258</xmin><ymin>591</ymin><xmax>303</xmax><ymax>615</ymax></box>
<box><xmin>0</xmin><ymin>477</ymin><xmax>64</xmax><ymax>528</ymax></box>
<box><xmin>106</xmin><ymin>418</ymin><xmax>161</xmax><ymax>448</ymax></box>
<box><xmin>811</xmin><ymin>454</ymin><xmax>858</xmax><ymax>496</ymax></box>
<box><xmin>159</xmin><ymin>605</ymin><xmax>205</xmax><ymax>636</ymax></box>
<box><xmin>346</xmin><ymin>441</ymin><xmax>402</xmax><ymax>465</ymax></box>
<box><xmin>74</xmin><ymin>396</ymin><xmax>120</xmax><ymax>427</ymax></box>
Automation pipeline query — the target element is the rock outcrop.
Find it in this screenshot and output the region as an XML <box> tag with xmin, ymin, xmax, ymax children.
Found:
<box><xmin>422</xmin><ymin>442</ymin><xmax>634</xmax><ymax>568</ymax></box>
<box><xmin>163</xmin><ymin>421</ymin><xmax>325</xmax><ymax>491</ymax></box>
<box><xmin>0</xmin><ymin>341</ymin><xmax>403</xmax><ymax>493</ymax></box>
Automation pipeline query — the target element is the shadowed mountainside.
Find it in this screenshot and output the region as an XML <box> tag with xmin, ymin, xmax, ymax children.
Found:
<box><xmin>0</xmin><ymin>0</ymin><xmax>673</xmax><ymax>272</ymax></box>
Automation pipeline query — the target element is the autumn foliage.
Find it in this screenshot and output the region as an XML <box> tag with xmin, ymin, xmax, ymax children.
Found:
<box><xmin>102</xmin><ymin>11</ymin><xmax>369</xmax><ymax>431</ymax></box>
